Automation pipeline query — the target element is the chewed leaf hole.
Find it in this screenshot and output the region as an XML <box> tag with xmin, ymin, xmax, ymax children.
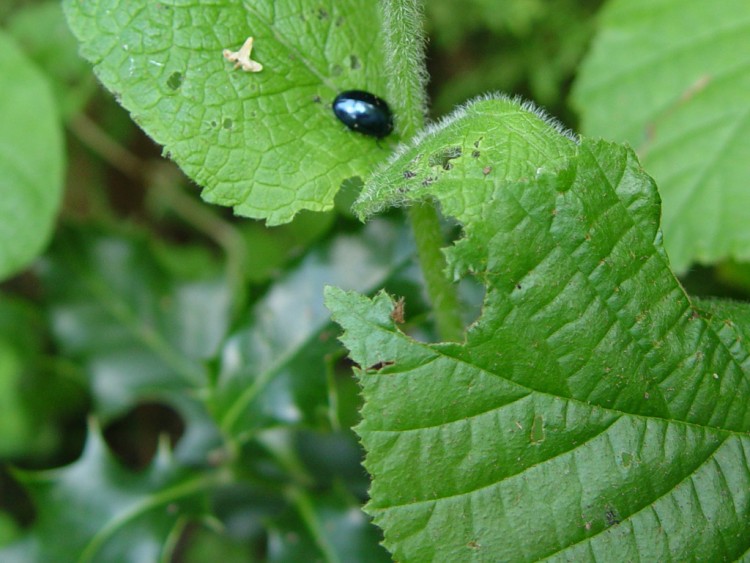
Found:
<box><xmin>166</xmin><ymin>71</ymin><xmax>183</xmax><ymax>90</ymax></box>
<box><xmin>367</xmin><ymin>360</ymin><xmax>395</xmax><ymax>372</ymax></box>
<box><xmin>428</xmin><ymin>146</ymin><xmax>463</xmax><ymax>170</ymax></box>
<box><xmin>530</xmin><ymin>414</ymin><xmax>545</xmax><ymax>444</ymax></box>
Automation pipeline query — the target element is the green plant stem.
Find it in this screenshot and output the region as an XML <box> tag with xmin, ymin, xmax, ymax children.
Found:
<box><xmin>78</xmin><ymin>470</ymin><xmax>229</xmax><ymax>563</ymax></box>
<box><xmin>381</xmin><ymin>0</ymin><xmax>463</xmax><ymax>341</ymax></box>
<box><xmin>286</xmin><ymin>486</ymin><xmax>339</xmax><ymax>563</ymax></box>
<box><xmin>380</xmin><ymin>0</ymin><xmax>429</xmax><ymax>135</ymax></box>
<box><xmin>408</xmin><ymin>203</ymin><xmax>464</xmax><ymax>341</ymax></box>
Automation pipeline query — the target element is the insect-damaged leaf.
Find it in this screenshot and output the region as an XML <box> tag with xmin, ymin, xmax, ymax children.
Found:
<box><xmin>63</xmin><ymin>0</ymin><xmax>398</xmax><ymax>224</ymax></box>
<box><xmin>327</xmin><ymin>96</ymin><xmax>750</xmax><ymax>560</ymax></box>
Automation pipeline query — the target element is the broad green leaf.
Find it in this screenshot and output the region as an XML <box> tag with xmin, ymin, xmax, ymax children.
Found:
<box><xmin>327</xmin><ymin>98</ymin><xmax>750</xmax><ymax>560</ymax></box>
<box><xmin>212</xmin><ymin>218</ymin><xmax>416</xmax><ymax>441</ymax></box>
<box><xmin>0</xmin><ymin>31</ymin><xmax>64</xmax><ymax>280</ymax></box>
<box><xmin>63</xmin><ymin>0</ymin><xmax>397</xmax><ymax>225</ymax></box>
<box><xmin>0</xmin><ymin>422</ymin><xmax>212</xmax><ymax>562</ymax></box>
<box><xmin>571</xmin><ymin>0</ymin><xmax>750</xmax><ymax>272</ymax></box>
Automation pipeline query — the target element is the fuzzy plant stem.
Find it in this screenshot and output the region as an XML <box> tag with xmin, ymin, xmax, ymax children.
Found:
<box><xmin>380</xmin><ymin>0</ymin><xmax>464</xmax><ymax>341</ymax></box>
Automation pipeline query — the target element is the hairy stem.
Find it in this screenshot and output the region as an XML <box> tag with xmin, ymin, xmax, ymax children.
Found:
<box><xmin>381</xmin><ymin>0</ymin><xmax>464</xmax><ymax>341</ymax></box>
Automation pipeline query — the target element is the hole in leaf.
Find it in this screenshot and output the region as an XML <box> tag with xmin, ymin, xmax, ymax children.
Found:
<box><xmin>166</xmin><ymin>71</ymin><xmax>184</xmax><ymax>91</ymax></box>
<box><xmin>530</xmin><ymin>415</ymin><xmax>545</xmax><ymax>444</ymax></box>
<box><xmin>334</xmin><ymin>175</ymin><xmax>364</xmax><ymax>214</ymax></box>
<box><xmin>620</xmin><ymin>451</ymin><xmax>634</xmax><ymax>468</ymax></box>
<box><xmin>458</xmin><ymin>275</ymin><xmax>486</xmax><ymax>333</ymax></box>
<box><xmin>349</xmin><ymin>54</ymin><xmax>361</xmax><ymax>70</ymax></box>
<box><xmin>367</xmin><ymin>360</ymin><xmax>395</xmax><ymax>372</ymax></box>
<box><xmin>428</xmin><ymin>146</ymin><xmax>462</xmax><ymax>170</ymax></box>
<box><xmin>222</xmin><ymin>118</ymin><xmax>233</xmax><ymax>130</ymax></box>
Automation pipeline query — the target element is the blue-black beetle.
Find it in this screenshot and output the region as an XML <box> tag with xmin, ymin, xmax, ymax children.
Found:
<box><xmin>332</xmin><ymin>90</ymin><xmax>394</xmax><ymax>138</ymax></box>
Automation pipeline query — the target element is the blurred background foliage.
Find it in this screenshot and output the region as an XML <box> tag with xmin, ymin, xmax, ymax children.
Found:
<box><xmin>1</xmin><ymin>0</ymin><xmax>747</xmax><ymax>559</ymax></box>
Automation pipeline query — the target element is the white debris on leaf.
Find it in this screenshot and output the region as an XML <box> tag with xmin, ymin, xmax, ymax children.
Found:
<box><xmin>223</xmin><ymin>37</ymin><xmax>263</xmax><ymax>72</ymax></box>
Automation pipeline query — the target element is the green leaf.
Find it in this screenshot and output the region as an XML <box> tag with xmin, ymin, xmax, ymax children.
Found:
<box><xmin>0</xmin><ymin>421</ymin><xmax>213</xmax><ymax>562</ymax></box>
<box><xmin>0</xmin><ymin>295</ymin><xmax>84</xmax><ymax>459</ymax></box>
<box><xmin>354</xmin><ymin>94</ymin><xmax>577</xmax><ymax>219</ymax></box>
<box><xmin>63</xmin><ymin>0</ymin><xmax>397</xmax><ymax>225</ymax></box>
<box><xmin>39</xmin><ymin>226</ymin><xmax>230</xmax><ymax>466</ymax></box>
<box><xmin>7</xmin><ymin>2</ymin><xmax>96</xmax><ymax>119</ymax></box>
<box><xmin>0</xmin><ymin>31</ymin><xmax>64</xmax><ymax>280</ymax></box>
<box><xmin>0</xmin><ymin>328</ymin><xmax>35</xmax><ymax>457</ymax></box>
<box><xmin>212</xmin><ymin>219</ymin><xmax>416</xmax><ymax>441</ymax></box>
<box><xmin>0</xmin><ymin>296</ymin><xmax>43</xmax><ymax>457</ymax></box>
<box><xmin>571</xmin><ymin>0</ymin><xmax>750</xmax><ymax>271</ymax></box>
<box><xmin>327</xmin><ymin>97</ymin><xmax>750</xmax><ymax>559</ymax></box>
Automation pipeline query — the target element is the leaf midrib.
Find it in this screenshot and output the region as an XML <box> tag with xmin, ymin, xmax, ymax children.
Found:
<box><xmin>361</xmin><ymin>318</ymin><xmax>740</xmax><ymax>438</ymax></box>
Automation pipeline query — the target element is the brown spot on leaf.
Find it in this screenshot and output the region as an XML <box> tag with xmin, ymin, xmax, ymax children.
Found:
<box><xmin>367</xmin><ymin>360</ymin><xmax>395</xmax><ymax>371</ymax></box>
